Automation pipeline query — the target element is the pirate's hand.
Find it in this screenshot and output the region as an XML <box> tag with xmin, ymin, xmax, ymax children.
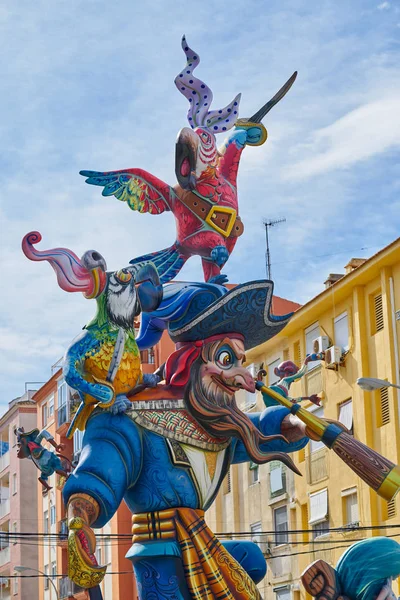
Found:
<box><xmin>109</xmin><ymin>394</ymin><xmax>131</xmax><ymax>415</ymax></box>
<box><xmin>67</xmin><ymin>494</ymin><xmax>106</xmax><ymax>588</ymax></box>
<box><xmin>55</xmin><ymin>443</ymin><xmax>65</xmax><ymax>453</ymax></box>
<box><xmin>234</xmin><ymin>119</ymin><xmax>268</xmax><ymax>146</ymax></box>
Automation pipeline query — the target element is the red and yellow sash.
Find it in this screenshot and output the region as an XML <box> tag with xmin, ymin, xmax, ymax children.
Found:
<box><xmin>132</xmin><ymin>508</ymin><xmax>262</xmax><ymax>600</ymax></box>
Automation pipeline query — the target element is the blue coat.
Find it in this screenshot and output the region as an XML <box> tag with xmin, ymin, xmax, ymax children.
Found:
<box><xmin>63</xmin><ymin>405</ymin><xmax>308</xmax><ymax>598</ymax></box>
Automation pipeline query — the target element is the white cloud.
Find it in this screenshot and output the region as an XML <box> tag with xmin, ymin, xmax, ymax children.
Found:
<box><xmin>377</xmin><ymin>1</ymin><xmax>390</xmax><ymax>9</ymax></box>
<box><xmin>286</xmin><ymin>94</ymin><xmax>400</xmax><ymax>180</ymax></box>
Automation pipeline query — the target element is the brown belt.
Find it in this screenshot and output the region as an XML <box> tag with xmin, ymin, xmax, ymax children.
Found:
<box><xmin>179</xmin><ymin>191</ymin><xmax>244</xmax><ymax>238</ymax></box>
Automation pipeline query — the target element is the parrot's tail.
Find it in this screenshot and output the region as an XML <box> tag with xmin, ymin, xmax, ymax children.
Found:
<box><xmin>130</xmin><ymin>243</ymin><xmax>187</xmax><ymax>284</ymax></box>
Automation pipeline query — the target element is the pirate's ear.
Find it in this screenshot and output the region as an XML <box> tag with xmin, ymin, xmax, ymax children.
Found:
<box><xmin>135</xmin><ymin>264</ymin><xmax>163</xmax><ymax>313</ymax></box>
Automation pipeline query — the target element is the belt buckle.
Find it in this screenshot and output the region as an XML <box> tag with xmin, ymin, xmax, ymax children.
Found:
<box><xmin>205</xmin><ymin>206</ymin><xmax>237</xmax><ymax>238</ymax></box>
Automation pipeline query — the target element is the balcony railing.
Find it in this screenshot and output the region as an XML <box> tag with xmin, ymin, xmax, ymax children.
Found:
<box><xmin>0</xmin><ymin>501</ymin><xmax>10</xmax><ymax>519</ymax></box>
<box><xmin>0</xmin><ymin>546</ymin><xmax>10</xmax><ymax>566</ymax></box>
<box><xmin>59</xmin><ymin>576</ymin><xmax>84</xmax><ymax>599</ymax></box>
<box><xmin>0</xmin><ymin>454</ymin><xmax>10</xmax><ymax>473</ymax></box>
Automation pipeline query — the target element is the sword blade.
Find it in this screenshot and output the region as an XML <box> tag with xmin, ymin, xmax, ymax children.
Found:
<box><xmin>248</xmin><ymin>71</ymin><xmax>297</xmax><ymax>123</ymax></box>
<box><xmin>106</xmin><ymin>328</ymin><xmax>126</xmax><ymax>383</ymax></box>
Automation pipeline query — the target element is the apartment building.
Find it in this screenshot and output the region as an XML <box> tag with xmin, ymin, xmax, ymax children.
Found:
<box><xmin>207</xmin><ymin>238</ymin><xmax>400</xmax><ymax>600</ymax></box>
<box><xmin>0</xmin><ymin>390</ymin><xmax>39</xmax><ymax>600</ymax></box>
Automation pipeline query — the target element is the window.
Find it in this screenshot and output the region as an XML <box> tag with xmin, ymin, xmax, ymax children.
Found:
<box><xmin>95</xmin><ymin>545</ymin><xmax>102</xmax><ymax>566</ymax></box>
<box><xmin>43</xmin><ymin>510</ymin><xmax>49</xmax><ymax>534</ymax></box>
<box><xmin>249</xmin><ymin>462</ymin><xmax>259</xmax><ymax>485</ymax></box>
<box><xmin>51</xmin><ymin>561</ymin><xmax>57</xmax><ymax>578</ymax></box>
<box><xmin>50</xmin><ymin>504</ymin><xmax>56</xmax><ymax>526</ymax></box>
<box><xmin>338</xmin><ymin>400</ymin><xmax>353</xmax><ymax>433</ymax></box>
<box><xmin>334</xmin><ymin>312</ymin><xmax>349</xmax><ymax>351</ymax></box>
<box><xmin>57</xmin><ymin>380</ymin><xmax>70</xmax><ymax>427</ymax></box>
<box><xmin>48</xmin><ymin>395</ymin><xmax>54</xmax><ymax>419</ymax></box>
<box><xmin>342</xmin><ymin>488</ymin><xmax>359</xmax><ymax>525</ymax></box>
<box><xmin>270</xmin><ymin>462</ymin><xmax>285</xmax><ymax>496</ymax></box>
<box><xmin>308</xmin><ymin>406</ymin><xmax>324</xmax><ymax>453</ymax></box>
<box><xmin>12</xmin><ymin>522</ymin><xmax>17</xmax><ymax>545</ymax></box>
<box><xmin>274</xmin><ymin>506</ymin><xmax>288</xmax><ymax>546</ymax></box>
<box><xmin>148</xmin><ymin>347</ymin><xmax>155</xmax><ymax>364</ymax></box>
<box><xmin>12</xmin><ymin>473</ymin><xmax>17</xmax><ymax>495</ymax></box>
<box><xmin>305</xmin><ymin>323</ymin><xmax>321</xmax><ymax>370</ymax></box>
<box><xmin>312</xmin><ymin>520</ymin><xmax>329</xmax><ymax>539</ymax></box>
<box><xmin>0</xmin><ymin>531</ymin><xmax>9</xmax><ymax>551</ymax></box>
<box><xmin>275</xmin><ymin>587</ymin><xmax>291</xmax><ymax>600</ymax></box>
<box><xmin>73</xmin><ymin>428</ymin><xmax>85</xmax><ymax>458</ymax></box>
<box><xmin>42</xmin><ymin>403</ymin><xmax>48</xmax><ymax>427</ymax></box>
<box><xmin>309</xmin><ymin>488</ymin><xmax>329</xmax><ymax>538</ymax></box>
<box><xmin>12</xmin><ymin>574</ymin><xmax>18</xmax><ymax>596</ymax></box>
<box><xmin>250</xmin><ymin>521</ymin><xmax>263</xmax><ymax>551</ymax></box>
<box><xmin>268</xmin><ymin>358</ymin><xmax>281</xmax><ymax>386</ymax></box>
<box><xmin>44</xmin><ymin>565</ymin><xmax>49</xmax><ymax>590</ymax></box>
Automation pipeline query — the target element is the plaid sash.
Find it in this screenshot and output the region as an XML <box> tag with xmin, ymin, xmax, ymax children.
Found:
<box><xmin>132</xmin><ymin>507</ymin><xmax>262</xmax><ymax>600</ymax></box>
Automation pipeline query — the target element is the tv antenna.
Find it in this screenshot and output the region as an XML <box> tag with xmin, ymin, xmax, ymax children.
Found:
<box><xmin>263</xmin><ymin>218</ymin><xmax>286</xmax><ymax>280</ymax></box>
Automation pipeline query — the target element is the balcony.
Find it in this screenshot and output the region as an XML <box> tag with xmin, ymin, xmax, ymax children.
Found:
<box><xmin>0</xmin><ymin>501</ymin><xmax>10</xmax><ymax>520</ymax></box>
<box><xmin>59</xmin><ymin>576</ymin><xmax>84</xmax><ymax>599</ymax></box>
<box><xmin>0</xmin><ymin>546</ymin><xmax>10</xmax><ymax>567</ymax></box>
<box><xmin>0</xmin><ymin>453</ymin><xmax>9</xmax><ymax>474</ymax></box>
<box><xmin>56</xmin><ymin>391</ymin><xmax>80</xmax><ymax>435</ymax></box>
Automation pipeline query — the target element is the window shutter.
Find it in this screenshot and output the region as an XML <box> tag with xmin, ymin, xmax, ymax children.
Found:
<box><xmin>374</xmin><ymin>293</ymin><xmax>384</xmax><ymax>332</ymax></box>
<box><xmin>379</xmin><ymin>387</ymin><xmax>390</xmax><ymax>426</ymax></box>
<box><xmin>294</xmin><ymin>341</ymin><xmax>301</xmax><ymax>367</ymax></box>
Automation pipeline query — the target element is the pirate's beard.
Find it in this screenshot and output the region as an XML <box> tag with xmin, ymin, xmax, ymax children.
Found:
<box><xmin>185</xmin><ymin>359</ymin><xmax>300</xmax><ymax>473</ymax></box>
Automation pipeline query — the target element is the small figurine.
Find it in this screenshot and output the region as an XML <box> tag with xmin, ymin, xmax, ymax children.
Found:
<box><xmin>301</xmin><ymin>537</ymin><xmax>400</xmax><ymax>600</ymax></box>
<box><xmin>22</xmin><ymin>232</ymin><xmax>163</xmax><ymax>438</ymax></box>
<box><xmin>260</xmin><ymin>354</ymin><xmax>324</xmax><ymax>408</ymax></box>
<box><xmin>80</xmin><ymin>36</ymin><xmax>297</xmax><ymax>284</ymax></box>
<box><xmin>15</xmin><ymin>427</ymin><xmax>70</xmax><ymax>491</ymax></box>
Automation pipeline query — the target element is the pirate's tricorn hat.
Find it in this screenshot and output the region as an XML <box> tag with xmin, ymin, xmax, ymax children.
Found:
<box><xmin>14</xmin><ymin>427</ymin><xmax>40</xmax><ymax>444</ymax></box>
<box><xmin>137</xmin><ymin>280</ymin><xmax>293</xmax><ymax>351</ymax></box>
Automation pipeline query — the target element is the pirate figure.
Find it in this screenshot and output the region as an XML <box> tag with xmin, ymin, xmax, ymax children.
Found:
<box><xmin>260</xmin><ymin>355</ymin><xmax>324</xmax><ymax>409</ymax></box>
<box><xmin>63</xmin><ymin>279</ymin><xmax>311</xmax><ymax>598</ymax></box>
<box><xmin>15</xmin><ymin>427</ymin><xmax>70</xmax><ymax>491</ymax></box>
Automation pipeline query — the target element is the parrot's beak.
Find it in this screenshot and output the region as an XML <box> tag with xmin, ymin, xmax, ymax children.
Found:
<box><xmin>175</xmin><ymin>127</ymin><xmax>198</xmax><ymax>190</ymax></box>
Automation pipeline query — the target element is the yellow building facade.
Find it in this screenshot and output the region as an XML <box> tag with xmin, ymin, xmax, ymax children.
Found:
<box><xmin>207</xmin><ymin>238</ymin><xmax>400</xmax><ymax>600</ymax></box>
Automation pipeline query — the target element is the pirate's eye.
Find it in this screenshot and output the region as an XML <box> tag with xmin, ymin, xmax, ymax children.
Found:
<box><xmin>201</xmin><ymin>132</ymin><xmax>209</xmax><ymax>142</ymax></box>
<box><xmin>115</xmin><ymin>269</ymin><xmax>132</xmax><ymax>284</ymax></box>
<box><xmin>216</xmin><ymin>350</ymin><xmax>233</xmax><ymax>369</ymax></box>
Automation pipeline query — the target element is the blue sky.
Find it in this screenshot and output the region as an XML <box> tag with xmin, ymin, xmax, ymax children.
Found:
<box><xmin>1</xmin><ymin>0</ymin><xmax>400</xmax><ymax>406</ymax></box>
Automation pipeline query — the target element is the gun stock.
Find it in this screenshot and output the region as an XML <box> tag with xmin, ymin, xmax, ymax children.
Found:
<box><xmin>256</xmin><ymin>383</ymin><xmax>400</xmax><ymax>501</ymax></box>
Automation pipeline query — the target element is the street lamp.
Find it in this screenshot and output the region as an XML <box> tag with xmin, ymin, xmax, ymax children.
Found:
<box><xmin>357</xmin><ymin>377</ymin><xmax>400</xmax><ymax>392</ymax></box>
<box><xmin>15</xmin><ymin>565</ymin><xmax>59</xmax><ymax>600</ymax></box>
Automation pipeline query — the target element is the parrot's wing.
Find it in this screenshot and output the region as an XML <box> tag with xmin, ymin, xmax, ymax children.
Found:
<box><xmin>80</xmin><ymin>168</ymin><xmax>176</xmax><ymax>214</ymax></box>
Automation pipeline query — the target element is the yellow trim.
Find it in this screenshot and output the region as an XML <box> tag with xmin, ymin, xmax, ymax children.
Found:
<box><xmin>205</xmin><ymin>205</ymin><xmax>237</xmax><ymax>238</ymax></box>
<box><xmin>377</xmin><ymin>464</ymin><xmax>400</xmax><ymax>501</ymax></box>
<box><xmin>235</xmin><ymin>119</ymin><xmax>268</xmax><ymax>146</ymax></box>
<box><xmin>84</xmin><ymin>267</ymin><xmax>102</xmax><ymax>300</ymax></box>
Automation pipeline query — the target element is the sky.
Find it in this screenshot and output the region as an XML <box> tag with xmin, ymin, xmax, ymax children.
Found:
<box><xmin>1</xmin><ymin>0</ymin><xmax>400</xmax><ymax>407</ymax></box>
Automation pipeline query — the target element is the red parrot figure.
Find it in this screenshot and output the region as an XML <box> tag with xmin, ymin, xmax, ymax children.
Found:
<box><xmin>80</xmin><ymin>36</ymin><xmax>297</xmax><ymax>283</ymax></box>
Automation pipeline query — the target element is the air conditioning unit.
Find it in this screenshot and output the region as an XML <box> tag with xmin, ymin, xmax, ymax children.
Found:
<box><xmin>324</xmin><ymin>345</ymin><xmax>342</xmax><ymax>368</ymax></box>
<box><xmin>313</xmin><ymin>336</ymin><xmax>330</xmax><ymax>354</ymax></box>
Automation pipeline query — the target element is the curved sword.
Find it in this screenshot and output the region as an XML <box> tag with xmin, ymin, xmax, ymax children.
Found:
<box><xmin>247</xmin><ymin>71</ymin><xmax>297</xmax><ymax>123</ymax></box>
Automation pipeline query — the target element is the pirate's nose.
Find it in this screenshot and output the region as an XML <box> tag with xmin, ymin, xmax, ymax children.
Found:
<box><xmin>233</xmin><ymin>370</ymin><xmax>256</xmax><ymax>394</ymax></box>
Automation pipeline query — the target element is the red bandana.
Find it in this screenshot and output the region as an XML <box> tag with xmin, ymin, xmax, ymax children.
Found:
<box><xmin>165</xmin><ymin>334</ymin><xmax>244</xmax><ymax>387</ymax></box>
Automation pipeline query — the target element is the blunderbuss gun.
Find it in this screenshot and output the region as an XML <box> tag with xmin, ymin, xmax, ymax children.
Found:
<box><xmin>255</xmin><ymin>381</ymin><xmax>400</xmax><ymax>501</ymax></box>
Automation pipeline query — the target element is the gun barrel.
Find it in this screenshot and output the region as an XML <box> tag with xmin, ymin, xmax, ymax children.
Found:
<box><xmin>257</xmin><ymin>383</ymin><xmax>400</xmax><ymax>501</ymax></box>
